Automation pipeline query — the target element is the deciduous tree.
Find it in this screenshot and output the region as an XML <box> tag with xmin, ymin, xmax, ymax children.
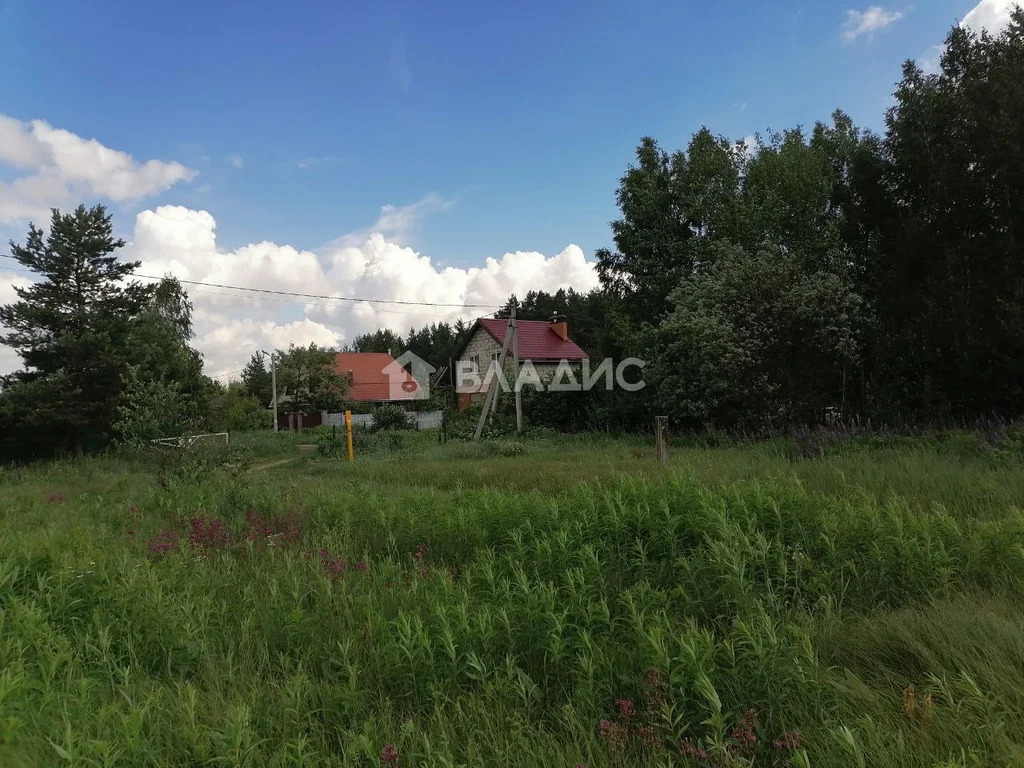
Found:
<box><xmin>275</xmin><ymin>343</ymin><xmax>348</xmax><ymax>413</ymax></box>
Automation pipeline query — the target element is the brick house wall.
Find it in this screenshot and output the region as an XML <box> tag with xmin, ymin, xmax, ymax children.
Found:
<box><xmin>455</xmin><ymin>325</ymin><xmax>566</xmax><ymax>407</ymax></box>
<box><xmin>456</xmin><ymin>326</ymin><xmax>502</xmax><ymax>406</ymax></box>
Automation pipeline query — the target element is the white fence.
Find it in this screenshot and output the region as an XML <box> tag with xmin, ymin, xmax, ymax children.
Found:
<box><xmin>414</xmin><ymin>410</ymin><xmax>444</xmax><ymax>429</ymax></box>
<box><xmin>151</xmin><ymin>432</ymin><xmax>230</xmax><ymax>448</ymax></box>
<box><xmin>327</xmin><ymin>410</ymin><xmax>443</xmax><ymax>430</ymax></box>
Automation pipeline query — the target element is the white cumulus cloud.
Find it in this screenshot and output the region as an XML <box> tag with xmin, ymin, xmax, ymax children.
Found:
<box><xmin>0</xmin><ymin>272</ymin><xmax>33</xmax><ymax>374</ymax></box>
<box><xmin>323</xmin><ymin>194</ymin><xmax>454</xmax><ymax>251</ymax></box>
<box><xmin>119</xmin><ymin>205</ymin><xmax>599</xmax><ymax>379</ymax></box>
<box><xmin>920</xmin><ymin>0</ymin><xmax>1019</xmax><ymax>72</ymax></box>
<box><xmin>1</xmin><ymin>201</ymin><xmax>599</xmax><ymax>379</ymax></box>
<box><xmin>738</xmin><ymin>134</ymin><xmax>759</xmax><ymax>159</ymax></box>
<box><xmin>958</xmin><ymin>0</ymin><xmax>1015</xmax><ymax>32</ymax></box>
<box><xmin>0</xmin><ymin>113</ymin><xmax>195</xmax><ymax>224</ymax></box>
<box><xmin>961</xmin><ymin>0</ymin><xmax>1018</xmax><ymax>33</ymax></box>
<box><xmin>842</xmin><ymin>6</ymin><xmax>905</xmax><ymax>41</ymax></box>
<box><xmin>0</xmin><ymin>118</ymin><xmax>598</xmax><ymax>380</ymax></box>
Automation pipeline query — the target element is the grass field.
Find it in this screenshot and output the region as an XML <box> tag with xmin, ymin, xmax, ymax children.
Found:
<box><xmin>2</xmin><ymin>430</ymin><xmax>1024</xmax><ymax>767</ymax></box>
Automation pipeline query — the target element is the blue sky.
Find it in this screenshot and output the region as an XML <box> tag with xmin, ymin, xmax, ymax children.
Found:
<box><xmin>0</xmin><ymin>0</ymin><xmax>1011</xmax><ymax>377</ymax></box>
<box><xmin>0</xmin><ymin>0</ymin><xmax>980</xmax><ymax>261</ymax></box>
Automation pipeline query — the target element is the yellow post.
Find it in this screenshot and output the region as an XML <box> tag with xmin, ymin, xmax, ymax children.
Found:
<box><xmin>345</xmin><ymin>410</ymin><xmax>354</xmax><ymax>462</ymax></box>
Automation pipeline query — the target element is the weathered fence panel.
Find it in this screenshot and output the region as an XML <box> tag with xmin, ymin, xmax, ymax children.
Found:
<box><xmin>326</xmin><ymin>410</ymin><xmax>443</xmax><ymax>430</ymax></box>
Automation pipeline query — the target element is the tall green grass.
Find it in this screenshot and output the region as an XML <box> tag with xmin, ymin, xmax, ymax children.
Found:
<box><xmin>1</xmin><ymin>434</ymin><xmax>1023</xmax><ymax>766</ymax></box>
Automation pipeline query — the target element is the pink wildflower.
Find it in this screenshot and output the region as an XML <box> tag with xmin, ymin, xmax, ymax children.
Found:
<box><xmin>680</xmin><ymin>739</ymin><xmax>710</xmax><ymax>761</ymax></box>
<box><xmin>188</xmin><ymin>516</ymin><xmax>232</xmax><ymax>550</ymax></box>
<box><xmin>380</xmin><ymin>744</ymin><xmax>399</xmax><ymax>766</ymax></box>
<box><xmin>146</xmin><ymin>529</ymin><xmax>179</xmax><ymax>557</ymax></box>
<box><xmin>773</xmin><ymin>731</ymin><xmax>802</xmax><ymax>750</ymax></box>
<box><xmin>319</xmin><ymin>549</ymin><xmax>347</xmax><ymax>582</ymax></box>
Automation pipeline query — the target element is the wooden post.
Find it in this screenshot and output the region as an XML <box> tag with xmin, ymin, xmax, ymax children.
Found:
<box><xmin>345</xmin><ymin>410</ymin><xmax>354</xmax><ymax>462</ymax></box>
<box><xmin>270</xmin><ymin>351</ymin><xmax>278</xmax><ymax>432</ymax></box>
<box><xmin>448</xmin><ymin>356</ymin><xmax>454</xmax><ymax>410</ymax></box>
<box><xmin>654</xmin><ymin>416</ymin><xmax>668</xmax><ymax>464</ymax></box>
<box><xmin>512</xmin><ymin>307</ymin><xmax>522</xmax><ymax>432</ymax></box>
<box><xmin>474</xmin><ymin>317</ymin><xmax>515</xmax><ymax>440</ymax></box>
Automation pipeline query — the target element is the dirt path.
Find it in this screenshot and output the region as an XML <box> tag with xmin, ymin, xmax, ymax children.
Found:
<box><xmin>248</xmin><ymin>457</ymin><xmax>298</xmax><ymax>472</ymax></box>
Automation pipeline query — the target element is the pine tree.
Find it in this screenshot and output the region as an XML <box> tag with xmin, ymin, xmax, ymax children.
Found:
<box><xmin>0</xmin><ymin>205</ymin><xmax>153</xmax><ymax>455</ymax></box>
<box><xmin>241</xmin><ymin>351</ymin><xmax>273</xmax><ymax>406</ymax></box>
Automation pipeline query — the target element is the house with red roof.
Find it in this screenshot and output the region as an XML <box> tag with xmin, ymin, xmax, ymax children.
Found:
<box><xmin>333</xmin><ymin>352</ymin><xmax>425</xmax><ymax>403</ymax></box>
<box><xmin>273</xmin><ymin>351</ymin><xmax>427</xmax><ymax>431</ymax></box>
<box><xmin>454</xmin><ymin>315</ymin><xmax>588</xmax><ymax>410</ymax></box>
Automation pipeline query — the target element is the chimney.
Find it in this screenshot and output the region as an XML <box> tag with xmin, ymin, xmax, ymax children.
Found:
<box><xmin>549</xmin><ymin>312</ymin><xmax>568</xmax><ymax>342</ymax></box>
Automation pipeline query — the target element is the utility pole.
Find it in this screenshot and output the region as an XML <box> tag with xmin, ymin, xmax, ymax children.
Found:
<box><xmin>262</xmin><ymin>349</ymin><xmax>279</xmax><ymax>432</ymax></box>
<box><xmin>271</xmin><ymin>352</ymin><xmax>278</xmax><ymax>432</ymax></box>
<box><xmin>511</xmin><ymin>306</ymin><xmax>522</xmax><ymax>432</ymax></box>
<box><xmin>474</xmin><ymin>314</ymin><xmax>515</xmax><ymax>440</ymax></box>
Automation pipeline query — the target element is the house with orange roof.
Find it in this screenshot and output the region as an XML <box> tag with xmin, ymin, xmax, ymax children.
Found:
<box><xmin>332</xmin><ymin>352</ymin><xmax>425</xmax><ymax>403</ymax></box>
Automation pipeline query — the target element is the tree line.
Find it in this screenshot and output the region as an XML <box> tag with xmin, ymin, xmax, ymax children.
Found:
<box><xmin>355</xmin><ymin>17</ymin><xmax>1024</xmax><ymax>432</ymax></box>
<box><xmin>628</xmin><ymin>14</ymin><xmax>1024</xmax><ymax>429</ymax></box>
<box><xmin>2</xmin><ymin>15</ymin><xmax>1022</xmax><ymax>457</ymax></box>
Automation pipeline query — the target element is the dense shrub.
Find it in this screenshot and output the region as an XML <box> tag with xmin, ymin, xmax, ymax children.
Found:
<box><xmin>319</xmin><ymin>426</ymin><xmax>406</xmax><ymax>456</ymax></box>
<box><xmin>373</xmin><ymin>403</ymin><xmax>412</xmax><ymax>431</ymax></box>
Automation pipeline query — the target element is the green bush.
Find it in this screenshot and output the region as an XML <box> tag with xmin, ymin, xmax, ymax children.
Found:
<box><xmin>355</xmin><ymin>427</ymin><xmax>405</xmax><ymax>454</ymax></box>
<box><xmin>217</xmin><ymin>393</ymin><xmax>270</xmax><ymax>432</ymax></box>
<box><xmin>128</xmin><ymin>439</ymin><xmax>236</xmax><ymax>487</ymax></box>
<box><xmin>373</xmin><ymin>403</ymin><xmax>412</xmax><ymax>431</ymax></box>
<box><xmin>316</xmin><ymin>432</ymin><xmax>346</xmax><ymax>457</ymax></box>
<box><xmin>115</xmin><ymin>366</ymin><xmax>202</xmax><ymax>444</ymax></box>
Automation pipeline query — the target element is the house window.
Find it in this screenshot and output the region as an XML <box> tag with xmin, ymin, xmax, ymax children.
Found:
<box><xmin>468</xmin><ymin>354</ymin><xmax>480</xmax><ymax>372</ymax></box>
<box><xmin>490</xmin><ymin>350</ymin><xmax>501</xmax><ymax>364</ymax></box>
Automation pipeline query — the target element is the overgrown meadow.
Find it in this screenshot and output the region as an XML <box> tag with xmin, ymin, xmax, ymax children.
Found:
<box><xmin>2</xmin><ymin>431</ymin><xmax>1024</xmax><ymax>767</ymax></box>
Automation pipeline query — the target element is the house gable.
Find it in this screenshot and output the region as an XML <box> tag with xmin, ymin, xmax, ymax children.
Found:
<box><xmin>455</xmin><ymin>318</ymin><xmax>589</xmax><ymax>364</ymax></box>
<box><xmin>456</xmin><ymin>325</ymin><xmax>504</xmax><ymax>370</ymax></box>
<box><xmin>333</xmin><ymin>352</ymin><xmax>422</xmax><ymax>402</ymax></box>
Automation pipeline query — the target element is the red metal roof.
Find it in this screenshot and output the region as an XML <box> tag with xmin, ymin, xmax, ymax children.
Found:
<box><xmin>333</xmin><ymin>352</ymin><xmax>423</xmax><ymax>402</ymax></box>
<box><xmin>476</xmin><ymin>318</ymin><xmax>588</xmax><ymax>361</ymax></box>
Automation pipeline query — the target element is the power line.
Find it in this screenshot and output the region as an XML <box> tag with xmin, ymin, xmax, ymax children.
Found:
<box><xmin>0</xmin><ymin>255</ymin><xmax>502</xmax><ymax>309</ymax></box>
<box><xmin>1</xmin><ymin>264</ymin><xmax>498</xmax><ymax>330</ymax></box>
<box><xmin>0</xmin><ymin>258</ymin><xmax>501</xmax><ymax>318</ymax></box>
<box><xmin>176</xmin><ymin>286</ymin><xmax>469</xmax><ymax>320</ymax></box>
<box><xmin>138</xmin><ymin>273</ymin><xmax>501</xmax><ymax>308</ymax></box>
<box><xmin>2</xmin><ymin>265</ymin><xmax>468</xmax><ymax>319</ymax></box>
<box><xmin>211</xmin><ymin>367</ymin><xmax>246</xmax><ymax>380</ymax></box>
